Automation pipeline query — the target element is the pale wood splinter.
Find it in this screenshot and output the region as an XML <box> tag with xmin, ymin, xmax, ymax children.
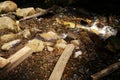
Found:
<box><xmin>49</xmin><ymin>44</ymin><xmax>75</xmax><ymax>80</ymax></box>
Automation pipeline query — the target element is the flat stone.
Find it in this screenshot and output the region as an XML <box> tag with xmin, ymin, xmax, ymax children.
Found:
<box><xmin>16</xmin><ymin>7</ymin><xmax>35</xmax><ymax>17</ymax></box>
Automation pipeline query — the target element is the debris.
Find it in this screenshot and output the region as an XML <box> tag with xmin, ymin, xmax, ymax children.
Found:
<box><xmin>0</xmin><ymin>33</ymin><xmax>17</xmax><ymax>42</ymax></box>
<box><xmin>26</xmin><ymin>39</ymin><xmax>45</xmax><ymax>52</ymax></box>
<box><xmin>22</xmin><ymin>29</ymin><xmax>31</xmax><ymax>38</ymax></box>
<box><xmin>49</xmin><ymin>44</ymin><xmax>75</xmax><ymax>80</ymax></box>
<box><xmin>0</xmin><ymin>17</ymin><xmax>20</xmax><ymax>32</ymax></box>
<box><xmin>2</xmin><ymin>46</ymin><xmax>33</xmax><ymax>73</ymax></box>
<box><xmin>74</xmin><ymin>51</ymin><xmax>83</xmax><ymax>58</ymax></box>
<box><xmin>55</xmin><ymin>39</ymin><xmax>67</xmax><ymax>49</ymax></box>
<box><xmin>91</xmin><ymin>62</ymin><xmax>120</xmax><ymax>80</ymax></box>
<box><xmin>0</xmin><ymin>1</ymin><xmax>17</xmax><ymax>13</ymax></box>
<box><xmin>19</xmin><ymin>8</ymin><xmax>48</xmax><ymax>21</ymax></box>
<box><xmin>71</xmin><ymin>40</ymin><xmax>80</xmax><ymax>46</ymax></box>
<box><xmin>44</xmin><ymin>42</ymin><xmax>54</xmax><ymax>46</ymax></box>
<box><xmin>47</xmin><ymin>46</ymin><xmax>54</xmax><ymax>52</ymax></box>
<box><xmin>39</xmin><ymin>31</ymin><xmax>59</xmax><ymax>40</ymax></box>
<box><xmin>16</xmin><ymin>7</ymin><xmax>35</xmax><ymax>17</ymax></box>
<box><xmin>1</xmin><ymin>39</ymin><xmax>21</xmax><ymax>50</ymax></box>
<box><xmin>63</xmin><ymin>21</ymin><xmax>76</xmax><ymax>28</ymax></box>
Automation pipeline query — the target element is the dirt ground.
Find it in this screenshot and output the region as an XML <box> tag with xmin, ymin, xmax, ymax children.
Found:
<box><xmin>0</xmin><ymin>6</ymin><xmax>120</xmax><ymax>80</ymax></box>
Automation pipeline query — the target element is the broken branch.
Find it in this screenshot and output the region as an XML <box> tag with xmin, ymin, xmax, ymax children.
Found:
<box><xmin>91</xmin><ymin>62</ymin><xmax>120</xmax><ymax>80</ymax></box>
<box><xmin>19</xmin><ymin>9</ymin><xmax>48</xmax><ymax>21</ymax></box>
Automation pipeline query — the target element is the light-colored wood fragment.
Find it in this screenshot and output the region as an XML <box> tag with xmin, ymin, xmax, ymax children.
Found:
<box><xmin>49</xmin><ymin>44</ymin><xmax>75</xmax><ymax>80</ymax></box>
<box><xmin>2</xmin><ymin>46</ymin><xmax>33</xmax><ymax>72</ymax></box>
<box><xmin>0</xmin><ymin>57</ymin><xmax>9</xmax><ymax>68</ymax></box>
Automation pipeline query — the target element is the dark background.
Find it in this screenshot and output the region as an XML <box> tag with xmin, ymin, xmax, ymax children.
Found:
<box><xmin>1</xmin><ymin>0</ymin><xmax>120</xmax><ymax>14</ymax></box>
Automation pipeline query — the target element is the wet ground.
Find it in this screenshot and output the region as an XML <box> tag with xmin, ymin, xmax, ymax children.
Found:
<box><xmin>0</xmin><ymin>6</ymin><xmax>120</xmax><ymax>80</ymax></box>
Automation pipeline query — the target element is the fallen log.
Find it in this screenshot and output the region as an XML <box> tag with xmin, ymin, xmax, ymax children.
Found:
<box><xmin>91</xmin><ymin>62</ymin><xmax>120</xmax><ymax>80</ymax></box>
<box><xmin>49</xmin><ymin>44</ymin><xmax>75</xmax><ymax>80</ymax></box>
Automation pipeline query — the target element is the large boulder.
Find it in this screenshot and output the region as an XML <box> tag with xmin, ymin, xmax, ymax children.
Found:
<box><xmin>0</xmin><ymin>1</ymin><xmax>17</xmax><ymax>13</ymax></box>
<box><xmin>0</xmin><ymin>17</ymin><xmax>20</xmax><ymax>32</ymax></box>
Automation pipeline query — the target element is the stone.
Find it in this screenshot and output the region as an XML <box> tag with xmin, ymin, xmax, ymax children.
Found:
<box><xmin>47</xmin><ymin>46</ymin><xmax>54</xmax><ymax>52</ymax></box>
<box><xmin>40</xmin><ymin>31</ymin><xmax>59</xmax><ymax>40</ymax></box>
<box><xmin>71</xmin><ymin>40</ymin><xmax>80</xmax><ymax>46</ymax></box>
<box><xmin>0</xmin><ymin>33</ymin><xmax>17</xmax><ymax>42</ymax></box>
<box><xmin>16</xmin><ymin>7</ymin><xmax>35</xmax><ymax>17</ymax></box>
<box><xmin>1</xmin><ymin>39</ymin><xmax>21</xmax><ymax>50</ymax></box>
<box><xmin>55</xmin><ymin>39</ymin><xmax>67</xmax><ymax>49</ymax></box>
<box><xmin>0</xmin><ymin>17</ymin><xmax>20</xmax><ymax>31</ymax></box>
<box><xmin>74</xmin><ymin>51</ymin><xmax>83</xmax><ymax>58</ymax></box>
<box><xmin>26</xmin><ymin>39</ymin><xmax>45</xmax><ymax>52</ymax></box>
<box><xmin>0</xmin><ymin>1</ymin><xmax>17</xmax><ymax>13</ymax></box>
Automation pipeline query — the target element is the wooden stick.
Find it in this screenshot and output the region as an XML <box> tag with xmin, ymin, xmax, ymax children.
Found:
<box><xmin>91</xmin><ymin>62</ymin><xmax>120</xmax><ymax>80</ymax></box>
<box><xmin>19</xmin><ymin>10</ymin><xmax>48</xmax><ymax>21</ymax></box>
<box><xmin>0</xmin><ymin>57</ymin><xmax>9</xmax><ymax>69</ymax></box>
<box><xmin>49</xmin><ymin>44</ymin><xmax>75</xmax><ymax>80</ymax></box>
<box><xmin>1</xmin><ymin>46</ymin><xmax>33</xmax><ymax>73</ymax></box>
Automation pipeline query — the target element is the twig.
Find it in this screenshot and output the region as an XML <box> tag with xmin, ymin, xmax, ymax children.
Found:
<box><xmin>19</xmin><ymin>10</ymin><xmax>48</xmax><ymax>21</ymax></box>
<box><xmin>91</xmin><ymin>62</ymin><xmax>120</xmax><ymax>80</ymax></box>
<box><xmin>49</xmin><ymin>44</ymin><xmax>75</xmax><ymax>80</ymax></box>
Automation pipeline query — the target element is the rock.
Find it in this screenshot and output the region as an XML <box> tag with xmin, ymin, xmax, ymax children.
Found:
<box><xmin>1</xmin><ymin>39</ymin><xmax>21</xmax><ymax>50</ymax></box>
<box><xmin>0</xmin><ymin>1</ymin><xmax>17</xmax><ymax>13</ymax></box>
<box><xmin>26</xmin><ymin>39</ymin><xmax>44</xmax><ymax>52</ymax></box>
<box><xmin>56</xmin><ymin>39</ymin><xmax>67</xmax><ymax>44</ymax></box>
<box><xmin>44</xmin><ymin>42</ymin><xmax>54</xmax><ymax>46</ymax></box>
<box><xmin>16</xmin><ymin>7</ymin><xmax>35</xmax><ymax>17</ymax></box>
<box><xmin>47</xmin><ymin>46</ymin><xmax>54</xmax><ymax>52</ymax></box>
<box><xmin>71</xmin><ymin>40</ymin><xmax>80</xmax><ymax>46</ymax></box>
<box><xmin>55</xmin><ymin>39</ymin><xmax>67</xmax><ymax>49</ymax></box>
<box><xmin>22</xmin><ymin>29</ymin><xmax>31</xmax><ymax>38</ymax></box>
<box><xmin>63</xmin><ymin>21</ymin><xmax>75</xmax><ymax>28</ymax></box>
<box><xmin>0</xmin><ymin>33</ymin><xmax>17</xmax><ymax>42</ymax></box>
<box><xmin>0</xmin><ymin>17</ymin><xmax>20</xmax><ymax>32</ymax></box>
<box><xmin>39</xmin><ymin>31</ymin><xmax>60</xmax><ymax>41</ymax></box>
<box><xmin>74</xmin><ymin>51</ymin><xmax>83</xmax><ymax>58</ymax></box>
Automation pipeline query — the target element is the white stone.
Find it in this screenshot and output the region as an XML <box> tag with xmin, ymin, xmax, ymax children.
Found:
<box><xmin>1</xmin><ymin>39</ymin><xmax>21</xmax><ymax>50</ymax></box>
<box><xmin>74</xmin><ymin>51</ymin><xmax>83</xmax><ymax>58</ymax></box>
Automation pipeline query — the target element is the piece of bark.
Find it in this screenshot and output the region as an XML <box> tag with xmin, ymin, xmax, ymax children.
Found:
<box><xmin>49</xmin><ymin>44</ymin><xmax>75</xmax><ymax>80</ymax></box>
<box><xmin>91</xmin><ymin>62</ymin><xmax>120</xmax><ymax>80</ymax></box>
<box><xmin>1</xmin><ymin>46</ymin><xmax>33</xmax><ymax>73</ymax></box>
<box><xmin>0</xmin><ymin>57</ymin><xmax>9</xmax><ymax>69</ymax></box>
